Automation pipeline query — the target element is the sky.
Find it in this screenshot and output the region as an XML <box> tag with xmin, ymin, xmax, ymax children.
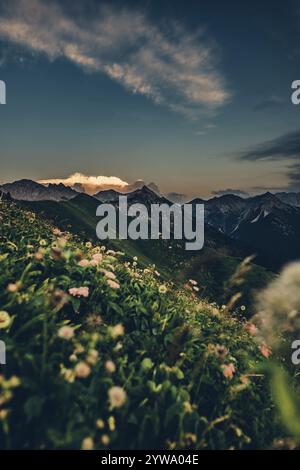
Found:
<box><xmin>0</xmin><ymin>0</ymin><xmax>300</xmax><ymax>198</ymax></box>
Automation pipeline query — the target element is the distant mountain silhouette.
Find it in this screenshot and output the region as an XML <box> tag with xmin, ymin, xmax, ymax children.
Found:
<box><xmin>0</xmin><ymin>179</ymin><xmax>77</xmax><ymax>201</ymax></box>
<box><xmin>189</xmin><ymin>192</ymin><xmax>300</xmax><ymax>269</ymax></box>
<box><xmin>4</xmin><ymin>178</ymin><xmax>300</xmax><ymax>269</ymax></box>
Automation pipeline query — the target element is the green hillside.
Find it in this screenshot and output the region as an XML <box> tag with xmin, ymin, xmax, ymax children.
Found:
<box><xmin>0</xmin><ymin>197</ymin><xmax>280</xmax><ymax>449</ymax></box>
<box><xmin>18</xmin><ymin>195</ymin><xmax>273</xmax><ymax>312</ymax></box>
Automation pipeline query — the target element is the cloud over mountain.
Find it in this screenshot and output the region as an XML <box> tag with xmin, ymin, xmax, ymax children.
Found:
<box><xmin>38</xmin><ymin>172</ymin><xmax>144</xmax><ymax>195</ymax></box>
<box><xmin>0</xmin><ymin>0</ymin><xmax>230</xmax><ymax>118</ymax></box>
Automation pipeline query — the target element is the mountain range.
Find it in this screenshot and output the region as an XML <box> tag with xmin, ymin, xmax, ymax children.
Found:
<box><xmin>0</xmin><ymin>179</ymin><xmax>77</xmax><ymax>201</ymax></box>
<box><xmin>2</xmin><ymin>178</ymin><xmax>300</xmax><ymax>270</ymax></box>
<box><xmin>190</xmin><ymin>192</ymin><xmax>300</xmax><ymax>269</ymax></box>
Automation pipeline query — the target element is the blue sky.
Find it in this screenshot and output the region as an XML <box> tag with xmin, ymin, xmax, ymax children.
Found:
<box><xmin>0</xmin><ymin>0</ymin><xmax>300</xmax><ymax>197</ymax></box>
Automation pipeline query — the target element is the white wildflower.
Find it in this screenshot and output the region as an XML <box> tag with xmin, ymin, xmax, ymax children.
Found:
<box><xmin>255</xmin><ymin>262</ymin><xmax>300</xmax><ymax>344</ymax></box>
<box><xmin>108</xmin><ymin>386</ymin><xmax>127</xmax><ymax>408</ymax></box>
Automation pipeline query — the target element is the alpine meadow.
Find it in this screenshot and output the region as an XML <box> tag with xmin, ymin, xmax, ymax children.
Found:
<box><xmin>1</xmin><ymin>0</ymin><xmax>300</xmax><ymax>454</ymax></box>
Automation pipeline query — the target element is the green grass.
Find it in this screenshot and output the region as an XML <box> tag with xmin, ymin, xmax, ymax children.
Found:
<box><xmin>0</xmin><ymin>198</ymin><xmax>280</xmax><ymax>449</ymax></box>
<box><xmin>18</xmin><ymin>196</ymin><xmax>273</xmax><ymax>311</ymax></box>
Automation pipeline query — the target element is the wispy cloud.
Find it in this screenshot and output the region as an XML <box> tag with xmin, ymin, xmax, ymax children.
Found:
<box><xmin>195</xmin><ymin>122</ymin><xmax>217</xmax><ymax>135</ymax></box>
<box><xmin>237</xmin><ymin>129</ymin><xmax>300</xmax><ymax>190</ymax></box>
<box><xmin>0</xmin><ymin>0</ymin><xmax>230</xmax><ymax>118</ymax></box>
<box><xmin>238</xmin><ymin>129</ymin><xmax>300</xmax><ymax>162</ymax></box>
<box><xmin>253</xmin><ymin>95</ymin><xmax>284</xmax><ymax>112</ymax></box>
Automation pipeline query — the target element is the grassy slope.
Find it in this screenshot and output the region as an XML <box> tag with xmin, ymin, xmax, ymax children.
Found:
<box><xmin>0</xmin><ymin>198</ymin><xmax>279</xmax><ymax>449</ymax></box>
<box><xmin>18</xmin><ymin>196</ymin><xmax>273</xmax><ymax>311</ymax></box>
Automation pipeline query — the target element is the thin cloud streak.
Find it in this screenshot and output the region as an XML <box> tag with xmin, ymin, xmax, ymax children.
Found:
<box><xmin>0</xmin><ymin>0</ymin><xmax>230</xmax><ymax>118</ymax></box>
<box><xmin>237</xmin><ymin>129</ymin><xmax>300</xmax><ymax>190</ymax></box>
<box><xmin>253</xmin><ymin>95</ymin><xmax>284</xmax><ymax>112</ymax></box>
<box><xmin>237</xmin><ymin>129</ymin><xmax>300</xmax><ymax>162</ymax></box>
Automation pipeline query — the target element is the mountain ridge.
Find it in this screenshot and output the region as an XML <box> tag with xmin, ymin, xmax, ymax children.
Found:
<box><xmin>3</xmin><ymin>178</ymin><xmax>300</xmax><ymax>269</ymax></box>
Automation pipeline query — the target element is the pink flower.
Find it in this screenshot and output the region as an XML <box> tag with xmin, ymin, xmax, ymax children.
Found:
<box><xmin>101</xmin><ymin>270</ymin><xmax>116</xmax><ymax>280</ymax></box>
<box><xmin>53</xmin><ymin>228</ymin><xmax>63</xmax><ymax>236</ymax></box>
<box><xmin>69</xmin><ymin>287</ymin><xmax>79</xmax><ymax>297</ymax></box>
<box><xmin>75</xmin><ymin>362</ymin><xmax>91</xmax><ymax>378</ymax></box>
<box><xmin>105</xmin><ymin>360</ymin><xmax>116</xmax><ymax>373</ymax></box>
<box><xmin>7</xmin><ymin>283</ymin><xmax>19</xmax><ymax>293</ymax></box>
<box><xmin>68</xmin><ymin>287</ymin><xmax>89</xmax><ymax>298</ymax></box>
<box><xmin>58</xmin><ymin>325</ymin><xmax>74</xmax><ymax>340</ymax></box>
<box><xmin>81</xmin><ymin>437</ymin><xmax>94</xmax><ymax>450</ymax></box>
<box><xmin>92</xmin><ymin>253</ymin><xmax>103</xmax><ymax>262</ymax></box>
<box><xmin>260</xmin><ymin>344</ymin><xmax>272</xmax><ymax>359</ymax></box>
<box><xmin>221</xmin><ymin>363</ymin><xmax>236</xmax><ymax>379</ymax></box>
<box><xmin>244</xmin><ymin>322</ymin><xmax>258</xmax><ymax>336</ymax></box>
<box><xmin>87</xmin><ymin>349</ymin><xmax>99</xmax><ymax>366</ymax></box>
<box><xmin>89</xmin><ymin>259</ymin><xmax>99</xmax><ymax>266</ymax></box>
<box><xmin>107</xmin><ymin>279</ymin><xmax>120</xmax><ymax>289</ymax></box>
<box><xmin>78</xmin><ymin>259</ymin><xmax>90</xmax><ymax>267</ymax></box>
<box><xmin>78</xmin><ymin>287</ymin><xmax>89</xmax><ymax>297</ymax></box>
<box><xmin>109</xmin><ymin>323</ymin><xmax>124</xmax><ymax>338</ymax></box>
